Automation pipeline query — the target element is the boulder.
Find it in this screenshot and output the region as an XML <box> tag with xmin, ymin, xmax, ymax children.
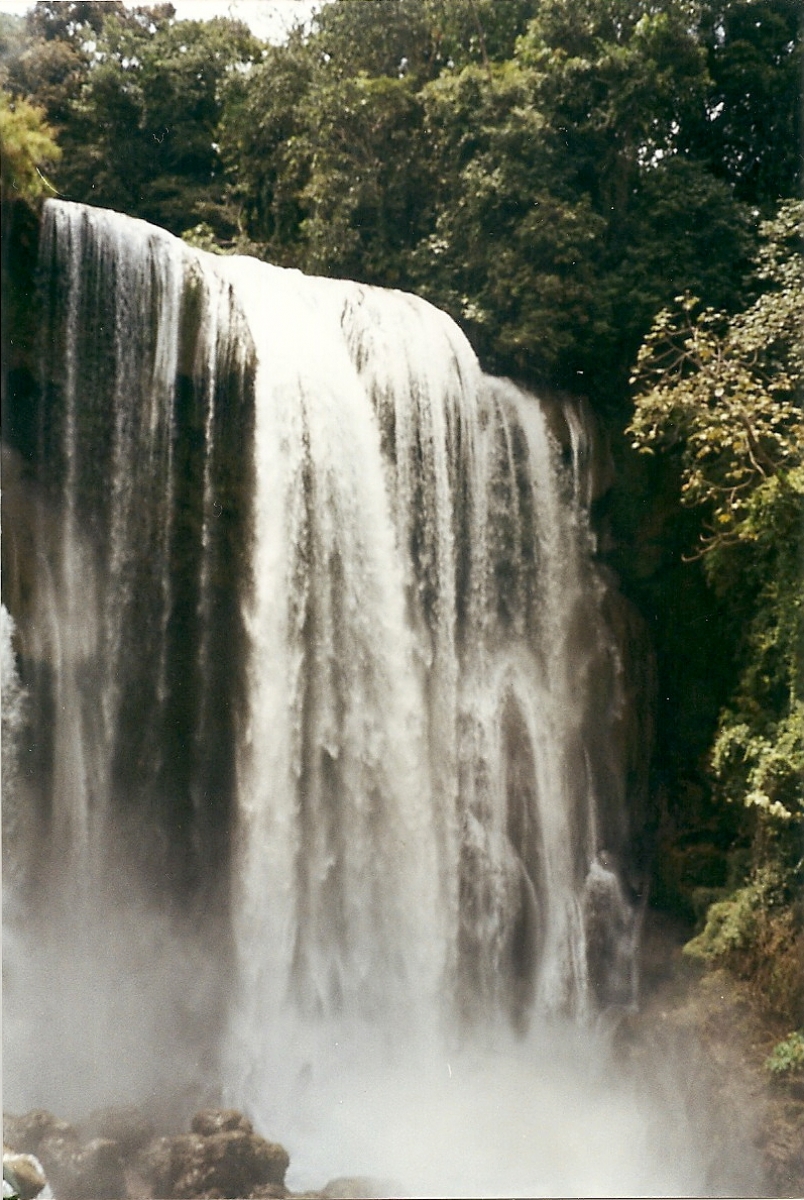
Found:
<box><xmin>3</xmin><ymin>1111</ymin><xmax>75</xmax><ymax>1158</ymax></box>
<box><xmin>2</xmin><ymin>1152</ymin><xmax>47</xmax><ymax>1200</ymax></box>
<box><xmin>37</xmin><ymin>1134</ymin><xmax>124</xmax><ymax>1200</ymax></box>
<box><xmin>4</xmin><ymin>1111</ymin><xmax>125</xmax><ymax>1200</ymax></box>
<box><xmin>5</xmin><ymin>1106</ymin><xmax>291</xmax><ymax>1200</ymax></box>
<box><xmin>138</xmin><ymin>1118</ymin><xmax>289</xmax><ymax>1199</ymax></box>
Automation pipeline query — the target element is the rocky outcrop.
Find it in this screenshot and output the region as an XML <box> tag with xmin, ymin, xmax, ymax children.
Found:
<box><xmin>3</xmin><ymin>1110</ymin><xmax>124</xmax><ymax>1200</ymax></box>
<box><xmin>3</xmin><ymin>1103</ymin><xmax>416</xmax><ymax>1198</ymax></box>
<box><xmin>3</xmin><ymin>1108</ymin><xmax>290</xmax><ymax>1200</ymax></box>
<box><xmin>138</xmin><ymin>1114</ymin><xmax>289</xmax><ymax>1199</ymax></box>
<box><xmin>79</xmin><ymin>1106</ymin><xmax>156</xmax><ymax>1158</ymax></box>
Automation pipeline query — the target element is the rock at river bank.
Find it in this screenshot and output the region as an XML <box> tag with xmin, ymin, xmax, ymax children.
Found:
<box><xmin>3</xmin><ymin>1110</ymin><xmax>125</xmax><ymax>1199</ymax></box>
<box><xmin>3</xmin><ymin>1107</ymin><xmax>290</xmax><ymax>1200</ymax></box>
<box><xmin>139</xmin><ymin>1126</ymin><xmax>289</xmax><ymax>1198</ymax></box>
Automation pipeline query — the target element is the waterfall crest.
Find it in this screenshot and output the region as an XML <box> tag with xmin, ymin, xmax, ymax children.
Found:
<box><xmin>3</xmin><ymin>201</ymin><xmax>654</xmax><ymax>1185</ymax></box>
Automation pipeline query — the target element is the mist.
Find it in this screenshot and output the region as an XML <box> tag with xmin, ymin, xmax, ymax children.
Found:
<box><xmin>3</xmin><ymin>875</ymin><xmax>225</xmax><ymax>1125</ymax></box>
<box><xmin>3</xmin><ymin>904</ymin><xmax>762</xmax><ymax>1197</ymax></box>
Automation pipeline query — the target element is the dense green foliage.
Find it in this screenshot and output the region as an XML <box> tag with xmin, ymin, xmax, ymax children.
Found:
<box><xmin>632</xmin><ymin>204</ymin><xmax>803</xmax><ymax>1024</ymax></box>
<box><xmin>1</xmin><ymin>3</ymin><xmax>262</xmax><ymax>235</ymax></box>
<box><xmin>214</xmin><ymin>0</ymin><xmax>770</xmax><ymax>404</ymax></box>
<box><xmin>1</xmin><ymin>0</ymin><xmax>801</xmax><ymax>1013</ymax></box>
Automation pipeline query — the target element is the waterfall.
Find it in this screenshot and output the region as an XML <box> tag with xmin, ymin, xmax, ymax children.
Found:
<box><xmin>209</xmin><ymin>255</ymin><xmax>642</xmax><ymax>1034</ymax></box>
<box><xmin>3</xmin><ymin>200</ymin><xmax>663</xmax><ymax>1193</ymax></box>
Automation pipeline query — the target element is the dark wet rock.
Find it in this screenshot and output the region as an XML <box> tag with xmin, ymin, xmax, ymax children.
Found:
<box><xmin>3</xmin><ymin>1110</ymin><xmax>76</xmax><ymax>1157</ymax></box>
<box><xmin>138</xmin><ymin>1123</ymin><xmax>289</xmax><ymax>1199</ymax></box>
<box><xmin>34</xmin><ymin>1125</ymin><xmax>81</xmax><ymax>1183</ymax></box>
<box><xmin>4</xmin><ymin>1106</ymin><xmax>291</xmax><ymax>1199</ymax></box>
<box><xmin>190</xmin><ymin>1108</ymin><xmax>254</xmax><ymax>1137</ymax></box>
<box><xmin>138</xmin><ymin>1135</ymin><xmax>179</xmax><ymax>1195</ymax></box>
<box><xmin>4</xmin><ymin>1109</ymin><xmax>127</xmax><ymax>1200</ymax></box>
<box><xmin>39</xmin><ymin>1134</ymin><xmax>125</xmax><ymax>1200</ymax></box>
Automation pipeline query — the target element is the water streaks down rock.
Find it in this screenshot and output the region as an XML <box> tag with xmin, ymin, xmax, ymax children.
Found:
<box><xmin>2</xmin><ymin>200</ymin><xmax>659</xmax><ymax>1194</ymax></box>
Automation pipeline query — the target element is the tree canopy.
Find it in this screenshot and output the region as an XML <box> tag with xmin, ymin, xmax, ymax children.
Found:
<box><xmin>5</xmin><ymin>0</ymin><xmax>797</xmax><ymax>407</ymax></box>
<box><xmin>1</xmin><ymin>2</ymin><xmax>262</xmax><ymax>235</ymax></box>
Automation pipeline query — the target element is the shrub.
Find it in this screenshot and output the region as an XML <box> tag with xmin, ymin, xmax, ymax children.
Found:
<box><xmin>765</xmin><ymin>1030</ymin><xmax>804</xmax><ymax>1077</ymax></box>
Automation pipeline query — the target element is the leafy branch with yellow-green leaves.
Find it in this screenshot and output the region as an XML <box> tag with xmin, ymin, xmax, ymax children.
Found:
<box><xmin>629</xmin><ymin>201</ymin><xmax>803</xmax><ymax>564</ymax></box>
<box><xmin>0</xmin><ymin>90</ymin><xmax>61</xmax><ymax>202</ymax></box>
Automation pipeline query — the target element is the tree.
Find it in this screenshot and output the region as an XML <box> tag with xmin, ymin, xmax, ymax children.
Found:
<box><xmin>630</xmin><ymin>200</ymin><xmax>803</xmax><ymax>826</ymax></box>
<box><xmin>691</xmin><ymin>0</ymin><xmax>802</xmax><ymax>209</ymax></box>
<box><xmin>2</xmin><ymin>4</ymin><xmax>261</xmax><ymax>237</ymax></box>
<box><xmin>24</xmin><ymin>1</ymin><xmax>132</xmax><ymax>43</ymax></box>
<box><xmin>76</xmin><ymin>12</ymin><xmax>260</xmax><ymax>234</ymax></box>
<box><xmin>510</xmin><ymin>0</ymin><xmax>755</xmax><ymax>404</ymax></box>
<box><xmin>595</xmin><ymin>155</ymin><xmax>753</xmax><ymax>399</ymax></box>
<box><xmin>0</xmin><ymin>89</ymin><xmax>61</xmax><ymax>202</ymax></box>
<box><xmin>1</xmin><ymin>5</ymin><xmax>94</xmax><ymax>139</ymax></box>
<box><xmin>307</xmin><ymin>0</ymin><xmax>439</xmax><ymax>81</ymax></box>
<box><xmin>629</xmin><ymin>198</ymin><xmax>803</xmax><ymax>1024</ymax></box>
<box><xmin>411</xmin><ymin>60</ymin><xmax>605</xmax><ymax>382</ymax></box>
<box><xmin>219</xmin><ymin>1</ymin><xmax>542</xmax><ymax>266</ymax></box>
<box><xmin>516</xmin><ymin>0</ymin><xmax>712</xmax><ymax>217</ymax></box>
<box><xmin>306</xmin><ymin>0</ymin><xmax>539</xmax><ymax>81</ymax></box>
<box><xmin>293</xmin><ymin>71</ymin><xmax>431</xmax><ymax>283</ymax></box>
<box><xmin>218</xmin><ymin>33</ymin><xmax>314</xmax><ymax>257</ymax></box>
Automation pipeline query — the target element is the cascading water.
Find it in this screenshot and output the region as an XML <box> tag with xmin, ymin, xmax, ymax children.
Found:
<box><xmin>213</xmin><ymin>256</ymin><xmax>643</xmax><ymax>1031</ymax></box>
<box><xmin>5</xmin><ymin>199</ymin><xmax>743</xmax><ymax>1197</ymax></box>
